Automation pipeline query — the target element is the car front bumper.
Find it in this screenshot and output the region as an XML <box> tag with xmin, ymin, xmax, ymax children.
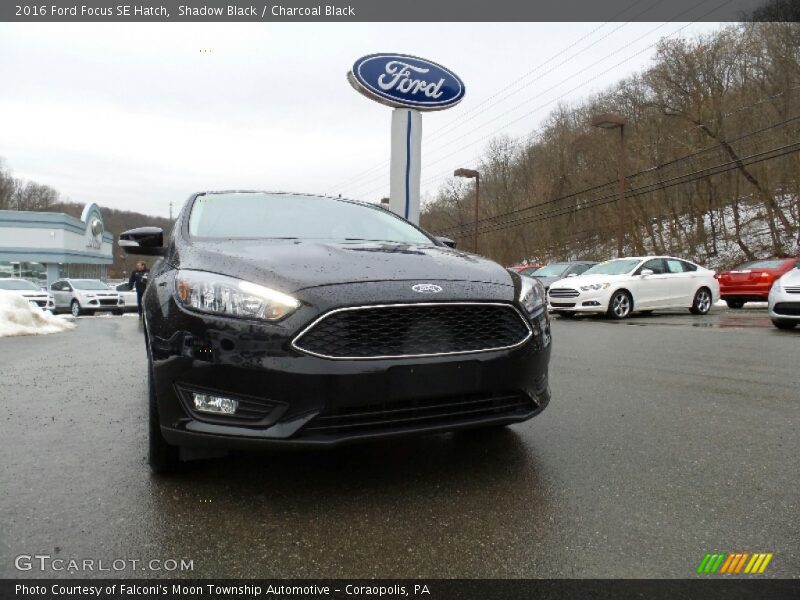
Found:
<box><xmin>768</xmin><ymin>288</ymin><xmax>800</xmax><ymax>321</ymax></box>
<box><xmin>548</xmin><ymin>290</ymin><xmax>610</xmax><ymax>314</ymax></box>
<box><xmin>149</xmin><ymin>296</ymin><xmax>552</xmax><ymax>449</ymax></box>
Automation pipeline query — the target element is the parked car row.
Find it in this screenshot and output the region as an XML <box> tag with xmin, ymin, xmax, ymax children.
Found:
<box><xmin>521</xmin><ymin>255</ymin><xmax>799</xmax><ymax>330</ymax></box>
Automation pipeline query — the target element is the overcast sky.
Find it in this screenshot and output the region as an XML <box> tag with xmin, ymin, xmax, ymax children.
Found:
<box><xmin>0</xmin><ymin>20</ymin><xmax>725</xmax><ymax>218</ymax></box>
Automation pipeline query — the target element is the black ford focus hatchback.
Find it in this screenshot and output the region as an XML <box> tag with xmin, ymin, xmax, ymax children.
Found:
<box><xmin>121</xmin><ymin>191</ymin><xmax>551</xmax><ymax>473</ymax></box>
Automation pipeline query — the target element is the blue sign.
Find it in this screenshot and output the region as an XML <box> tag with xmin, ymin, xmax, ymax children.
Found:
<box><xmin>348</xmin><ymin>53</ymin><xmax>465</xmax><ymax>111</ymax></box>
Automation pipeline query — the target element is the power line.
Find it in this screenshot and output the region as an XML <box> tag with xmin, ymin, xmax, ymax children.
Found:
<box><xmin>435</xmin><ymin>113</ymin><xmax>800</xmax><ymax>236</ymax></box>
<box><xmin>416</xmin><ymin>83</ymin><xmax>800</xmax><ymax>205</ymax></box>
<box><xmin>348</xmin><ymin>2</ymin><xmax>730</xmax><ymax>199</ymax></box>
<box><xmin>324</xmin><ymin>1</ymin><xmax>653</xmax><ymax>194</ymax></box>
<box><xmin>438</xmin><ymin>141</ymin><xmax>800</xmax><ymax>238</ymax></box>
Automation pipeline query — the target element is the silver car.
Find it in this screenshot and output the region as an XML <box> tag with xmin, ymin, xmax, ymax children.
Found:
<box><xmin>110</xmin><ymin>281</ymin><xmax>138</xmax><ymax>312</ymax></box>
<box><xmin>0</xmin><ymin>278</ymin><xmax>55</xmax><ymax>311</ymax></box>
<box><xmin>50</xmin><ymin>278</ymin><xmax>124</xmax><ymax>317</ymax></box>
<box><xmin>768</xmin><ymin>266</ymin><xmax>800</xmax><ymax>330</ymax></box>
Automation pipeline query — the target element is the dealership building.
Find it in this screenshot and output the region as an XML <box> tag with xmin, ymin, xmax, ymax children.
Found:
<box><xmin>0</xmin><ymin>203</ymin><xmax>114</xmax><ymax>287</ymax></box>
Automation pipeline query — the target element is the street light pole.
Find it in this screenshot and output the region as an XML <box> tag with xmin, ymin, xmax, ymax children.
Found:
<box><xmin>454</xmin><ymin>168</ymin><xmax>480</xmax><ymax>253</ymax></box>
<box><xmin>591</xmin><ymin>113</ymin><xmax>627</xmax><ymax>257</ymax></box>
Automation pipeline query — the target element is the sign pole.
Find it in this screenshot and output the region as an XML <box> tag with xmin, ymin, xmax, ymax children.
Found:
<box><xmin>389</xmin><ymin>108</ymin><xmax>422</xmax><ymax>225</ymax></box>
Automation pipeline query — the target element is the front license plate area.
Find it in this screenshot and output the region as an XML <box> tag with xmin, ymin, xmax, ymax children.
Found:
<box><xmin>388</xmin><ymin>360</ymin><xmax>481</xmax><ymax>401</ymax></box>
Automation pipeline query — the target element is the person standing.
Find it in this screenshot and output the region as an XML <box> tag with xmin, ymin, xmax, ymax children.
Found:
<box><xmin>128</xmin><ymin>261</ymin><xmax>149</xmax><ymax>319</ymax></box>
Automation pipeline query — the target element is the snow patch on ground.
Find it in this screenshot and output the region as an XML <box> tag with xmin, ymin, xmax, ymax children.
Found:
<box><xmin>0</xmin><ymin>294</ymin><xmax>76</xmax><ymax>337</ymax></box>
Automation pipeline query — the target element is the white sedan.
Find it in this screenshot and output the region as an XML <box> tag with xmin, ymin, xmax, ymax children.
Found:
<box><xmin>548</xmin><ymin>256</ymin><xmax>719</xmax><ymax>319</ymax></box>
<box><xmin>768</xmin><ymin>266</ymin><xmax>800</xmax><ymax>330</ymax></box>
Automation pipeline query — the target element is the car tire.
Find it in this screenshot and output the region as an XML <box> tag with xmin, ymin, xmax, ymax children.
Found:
<box><xmin>607</xmin><ymin>290</ymin><xmax>632</xmax><ymax>320</ymax></box>
<box><xmin>70</xmin><ymin>300</ymin><xmax>82</xmax><ymax>317</ymax></box>
<box><xmin>726</xmin><ymin>299</ymin><xmax>745</xmax><ymax>309</ymax></box>
<box><xmin>148</xmin><ymin>352</ymin><xmax>182</xmax><ymax>474</ymax></box>
<box><xmin>771</xmin><ymin>319</ymin><xmax>797</xmax><ymax>330</ymax></box>
<box><xmin>690</xmin><ymin>287</ymin><xmax>713</xmax><ymax>315</ymax></box>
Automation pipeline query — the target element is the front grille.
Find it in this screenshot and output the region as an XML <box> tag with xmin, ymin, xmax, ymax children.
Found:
<box><xmin>550</xmin><ymin>302</ymin><xmax>576</xmax><ymax>308</ymax></box>
<box><xmin>99</xmin><ymin>299</ymin><xmax>117</xmax><ymax>306</ymax></box>
<box><xmin>773</xmin><ymin>302</ymin><xmax>800</xmax><ymax>316</ymax></box>
<box><xmin>784</xmin><ymin>287</ymin><xmax>800</xmax><ymax>294</ymax></box>
<box><xmin>292</xmin><ymin>303</ymin><xmax>531</xmax><ymax>359</ymax></box>
<box><xmin>301</xmin><ymin>391</ymin><xmax>535</xmax><ymax>437</ymax></box>
<box><xmin>549</xmin><ymin>288</ymin><xmax>579</xmax><ymax>298</ymax></box>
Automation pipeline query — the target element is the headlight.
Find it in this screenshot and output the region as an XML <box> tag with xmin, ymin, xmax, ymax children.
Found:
<box><xmin>519</xmin><ymin>276</ymin><xmax>546</xmax><ymax>315</ymax></box>
<box><xmin>579</xmin><ymin>283</ymin><xmax>610</xmax><ymax>292</ymax></box>
<box><xmin>174</xmin><ymin>270</ymin><xmax>299</xmax><ymax>321</ymax></box>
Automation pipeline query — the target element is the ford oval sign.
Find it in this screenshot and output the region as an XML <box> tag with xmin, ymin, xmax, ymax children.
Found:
<box><xmin>348</xmin><ymin>53</ymin><xmax>465</xmax><ymax>111</ymax></box>
<box><xmin>411</xmin><ymin>284</ymin><xmax>443</xmax><ymax>294</ymax></box>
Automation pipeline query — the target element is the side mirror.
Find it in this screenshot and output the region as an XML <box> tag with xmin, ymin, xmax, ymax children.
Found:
<box><xmin>436</xmin><ymin>236</ymin><xmax>457</xmax><ymax>249</ymax></box>
<box><xmin>640</xmin><ymin>269</ymin><xmax>654</xmax><ymax>277</ymax></box>
<box><xmin>119</xmin><ymin>227</ymin><xmax>166</xmax><ymax>256</ymax></box>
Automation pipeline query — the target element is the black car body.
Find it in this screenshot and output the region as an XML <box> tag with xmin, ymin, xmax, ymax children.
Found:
<box><xmin>121</xmin><ymin>191</ymin><xmax>552</xmax><ymax>472</ymax></box>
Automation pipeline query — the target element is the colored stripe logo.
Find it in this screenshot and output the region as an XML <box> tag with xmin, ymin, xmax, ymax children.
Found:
<box><xmin>697</xmin><ymin>552</ymin><xmax>773</xmax><ymax>574</ymax></box>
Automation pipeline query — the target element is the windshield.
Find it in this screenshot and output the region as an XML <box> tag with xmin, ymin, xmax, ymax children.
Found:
<box><xmin>531</xmin><ymin>263</ymin><xmax>570</xmax><ymax>277</ymax></box>
<box><xmin>189</xmin><ymin>192</ymin><xmax>433</xmax><ymax>244</ymax></box>
<box><xmin>583</xmin><ymin>259</ymin><xmax>642</xmax><ymax>276</ymax></box>
<box><xmin>0</xmin><ymin>279</ymin><xmax>40</xmax><ymax>291</ymax></box>
<box><xmin>71</xmin><ymin>280</ymin><xmax>109</xmax><ymax>290</ymax></box>
<box><xmin>733</xmin><ymin>259</ymin><xmax>786</xmax><ymax>270</ymax></box>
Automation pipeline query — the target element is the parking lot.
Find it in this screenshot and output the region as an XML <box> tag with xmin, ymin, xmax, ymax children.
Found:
<box><xmin>1</xmin><ymin>307</ymin><xmax>797</xmax><ymax>578</ymax></box>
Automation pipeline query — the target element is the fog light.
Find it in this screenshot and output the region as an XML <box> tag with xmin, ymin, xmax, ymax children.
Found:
<box><xmin>193</xmin><ymin>393</ymin><xmax>238</xmax><ymax>415</ymax></box>
<box><xmin>582</xmin><ymin>300</ymin><xmax>601</xmax><ymax>306</ymax></box>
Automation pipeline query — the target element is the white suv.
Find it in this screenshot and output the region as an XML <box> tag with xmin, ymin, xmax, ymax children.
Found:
<box><xmin>0</xmin><ymin>278</ymin><xmax>56</xmax><ymax>311</ymax></box>
<box><xmin>51</xmin><ymin>278</ymin><xmax>124</xmax><ymax>316</ymax></box>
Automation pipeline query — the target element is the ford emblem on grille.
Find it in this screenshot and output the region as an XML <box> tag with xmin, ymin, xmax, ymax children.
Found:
<box><xmin>411</xmin><ymin>284</ymin><xmax>443</xmax><ymax>294</ymax></box>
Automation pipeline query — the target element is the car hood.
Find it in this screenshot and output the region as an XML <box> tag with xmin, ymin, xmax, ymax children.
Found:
<box><xmin>176</xmin><ymin>239</ymin><xmax>514</xmax><ymax>293</ymax></box>
<box><xmin>779</xmin><ymin>268</ymin><xmax>800</xmax><ymax>285</ymax></box>
<box><xmin>550</xmin><ymin>273</ymin><xmax>632</xmax><ymax>289</ymax></box>
<box><xmin>1</xmin><ymin>290</ymin><xmax>49</xmax><ymax>298</ymax></box>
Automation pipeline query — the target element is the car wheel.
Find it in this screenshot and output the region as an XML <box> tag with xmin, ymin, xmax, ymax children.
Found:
<box><xmin>772</xmin><ymin>319</ymin><xmax>797</xmax><ymax>330</ymax></box>
<box><xmin>70</xmin><ymin>300</ymin><xmax>82</xmax><ymax>317</ymax></box>
<box><xmin>690</xmin><ymin>287</ymin><xmax>713</xmax><ymax>315</ymax></box>
<box><xmin>607</xmin><ymin>290</ymin><xmax>632</xmax><ymax>320</ymax></box>
<box><xmin>148</xmin><ymin>352</ymin><xmax>181</xmax><ymax>474</ymax></box>
<box><xmin>726</xmin><ymin>299</ymin><xmax>745</xmax><ymax>309</ymax></box>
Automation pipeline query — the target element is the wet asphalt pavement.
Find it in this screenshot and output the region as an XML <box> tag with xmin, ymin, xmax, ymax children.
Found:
<box><xmin>1</xmin><ymin>308</ymin><xmax>797</xmax><ymax>579</ymax></box>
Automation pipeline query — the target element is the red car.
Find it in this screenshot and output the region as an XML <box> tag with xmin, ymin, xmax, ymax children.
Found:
<box><xmin>510</xmin><ymin>263</ymin><xmax>541</xmax><ymax>273</ymax></box>
<box><xmin>718</xmin><ymin>257</ymin><xmax>800</xmax><ymax>308</ymax></box>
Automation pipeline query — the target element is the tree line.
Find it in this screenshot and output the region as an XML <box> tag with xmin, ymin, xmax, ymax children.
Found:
<box><xmin>420</xmin><ymin>21</ymin><xmax>800</xmax><ymax>269</ymax></box>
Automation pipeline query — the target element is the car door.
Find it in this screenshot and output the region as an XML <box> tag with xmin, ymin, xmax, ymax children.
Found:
<box><xmin>633</xmin><ymin>259</ymin><xmax>670</xmax><ymax>308</ymax></box>
<box><xmin>664</xmin><ymin>258</ymin><xmax>695</xmax><ymax>305</ymax></box>
<box><xmin>51</xmin><ymin>281</ymin><xmax>67</xmax><ymax>308</ymax></box>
